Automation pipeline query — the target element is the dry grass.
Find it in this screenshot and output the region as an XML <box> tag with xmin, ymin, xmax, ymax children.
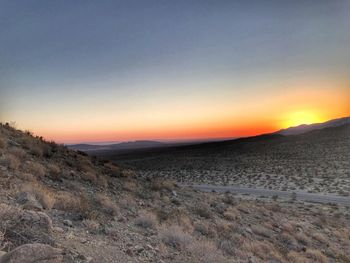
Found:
<box><xmin>0</xmin><ymin>204</ymin><xmax>53</xmax><ymax>250</ymax></box>
<box><xmin>21</xmin><ymin>183</ymin><xmax>55</xmax><ymax>210</ymax></box>
<box><xmin>82</xmin><ymin>219</ymin><xmax>100</xmax><ymax>234</ymax></box>
<box><xmin>161</xmin><ymin>225</ymin><xmax>193</xmax><ymax>251</ymax></box>
<box><xmin>0</xmin><ymin>154</ymin><xmax>21</xmax><ymax>170</ymax></box>
<box><xmin>135</xmin><ymin>212</ymin><xmax>158</xmax><ymax>230</ymax></box>
<box><xmin>47</xmin><ymin>163</ymin><xmax>61</xmax><ymax>177</ymax></box>
<box><xmin>305</xmin><ymin>249</ymin><xmax>328</xmax><ymax>263</ymax></box>
<box><xmin>96</xmin><ymin>194</ymin><xmax>119</xmax><ymax>216</ymax></box>
<box><xmin>189</xmin><ymin>240</ymin><xmax>226</xmax><ymax>263</ymax></box>
<box><xmin>194</xmin><ymin>204</ymin><xmax>212</xmax><ymax>219</ymax></box>
<box><xmin>24</xmin><ymin>162</ymin><xmax>46</xmax><ymax>178</ymax></box>
<box><xmin>123</xmin><ymin>180</ymin><xmax>138</xmax><ymax>192</ymax></box>
<box><xmin>8</xmin><ymin>147</ymin><xmax>26</xmax><ymax>159</ymax></box>
<box><xmin>150</xmin><ymin>179</ymin><xmax>176</xmax><ymax>191</ymax></box>
<box><xmin>0</xmin><ymin>135</ymin><xmax>6</xmax><ymax>148</ymax></box>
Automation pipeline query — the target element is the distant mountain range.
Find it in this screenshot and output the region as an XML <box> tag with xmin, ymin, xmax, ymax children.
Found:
<box><xmin>69</xmin><ymin>116</ymin><xmax>350</xmax><ymax>152</ymax></box>
<box><xmin>68</xmin><ymin>140</ymin><xmax>165</xmax><ymax>152</ymax></box>
<box><xmin>275</xmin><ymin>116</ymin><xmax>350</xmax><ymax>136</ymax></box>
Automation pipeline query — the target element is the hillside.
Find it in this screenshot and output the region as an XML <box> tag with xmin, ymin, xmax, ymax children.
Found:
<box><xmin>100</xmin><ymin>124</ymin><xmax>350</xmax><ymax>195</ymax></box>
<box><xmin>0</xmin><ymin>123</ymin><xmax>350</xmax><ymax>262</ymax></box>
<box><xmin>276</xmin><ymin>116</ymin><xmax>350</xmax><ymax>136</ymax></box>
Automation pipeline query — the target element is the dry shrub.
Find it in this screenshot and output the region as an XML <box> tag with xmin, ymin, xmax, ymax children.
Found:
<box><xmin>121</xmin><ymin>169</ymin><xmax>135</xmax><ymax>177</ymax></box>
<box><xmin>123</xmin><ymin>180</ymin><xmax>138</xmax><ymax>192</ymax></box>
<box><xmin>96</xmin><ymin>175</ymin><xmax>108</xmax><ymax>188</ymax></box>
<box><xmin>17</xmin><ymin>173</ymin><xmax>36</xmax><ymax>182</ymax></box>
<box><xmin>161</xmin><ymin>225</ymin><xmax>193</xmax><ymax>251</ymax></box>
<box><xmin>78</xmin><ymin>159</ymin><xmax>95</xmax><ymax>174</ymax></box>
<box><xmin>287</xmin><ymin>251</ymin><xmax>308</xmax><ymax>263</ymax></box>
<box><xmin>194</xmin><ymin>222</ymin><xmax>215</xmax><ymax>238</ymax></box>
<box><xmin>47</xmin><ymin>163</ymin><xmax>61</xmax><ymax>180</ymax></box>
<box><xmin>30</xmin><ymin>143</ymin><xmax>44</xmax><ymax>157</ymax></box>
<box><xmin>295</xmin><ymin>232</ymin><xmax>311</xmax><ymax>246</ymax></box>
<box><xmin>0</xmin><ymin>135</ymin><xmax>6</xmax><ymax>148</ymax></box>
<box><xmin>104</xmin><ymin>162</ymin><xmax>122</xmax><ymax>177</ymax></box>
<box><xmin>54</xmin><ymin>192</ymin><xmax>91</xmax><ymax>217</ymax></box>
<box><xmin>251</xmin><ymin>224</ymin><xmax>272</xmax><ymax>238</ymax></box>
<box><xmin>21</xmin><ymin>183</ymin><xmax>55</xmax><ymax>210</ymax></box>
<box><xmin>1</xmin><ymin>154</ymin><xmax>21</xmax><ymax>170</ymax></box>
<box><xmin>194</xmin><ymin>204</ymin><xmax>212</xmax><ymax>219</ymax></box>
<box><xmin>54</xmin><ymin>191</ymin><xmax>81</xmax><ymax>212</ymax></box>
<box><xmin>9</xmin><ymin>147</ymin><xmax>26</xmax><ymax>159</ymax></box>
<box><xmin>135</xmin><ymin>212</ymin><xmax>158</xmax><ymax>230</ymax></box>
<box><xmin>242</xmin><ymin>240</ymin><xmax>283</xmax><ymax>261</ymax></box>
<box><xmin>82</xmin><ymin>219</ymin><xmax>100</xmax><ymax>234</ymax></box>
<box><xmin>25</xmin><ymin>162</ymin><xmax>46</xmax><ymax>177</ymax></box>
<box><xmin>82</xmin><ymin>171</ymin><xmax>98</xmax><ymax>184</ymax></box>
<box><xmin>305</xmin><ymin>249</ymin><xmax>328</xmax><ymax>263</ymax></box>
<box><xmin>96</xmin><ymin>194</ymin><xmax>119</xmax><ymax>216</ymax></box>
<box><xmin>0</xmin><ymin>204</ymin><xmax>54</xmax><ymax>250</ymax></box>
<box><xmin>150</xmin><ymin>179</ymin><xmax>175</xmax><ymax>191</ymax></box>
<box><xmin>189</xmin><ymin>240</ymin><xmax>226</xmax><ymax>263</ymax></box>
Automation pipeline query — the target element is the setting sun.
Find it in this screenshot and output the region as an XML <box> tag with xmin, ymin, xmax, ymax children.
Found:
<box><xmin>283</xmin><ymin>111</ymin><xmax>323</xmax><ymax>128</ymax></box>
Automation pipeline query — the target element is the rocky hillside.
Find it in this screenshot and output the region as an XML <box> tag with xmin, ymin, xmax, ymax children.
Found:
<box><xmin>0</xmin><ymin>123</ymin><xmax>350</xmax><ymax>262</ymax></box>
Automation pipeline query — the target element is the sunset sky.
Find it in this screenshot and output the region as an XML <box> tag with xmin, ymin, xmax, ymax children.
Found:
<box><xmin>1</xmin><ymin>1</ymin><xmax>349</xmax><ymax>143</ymax></box>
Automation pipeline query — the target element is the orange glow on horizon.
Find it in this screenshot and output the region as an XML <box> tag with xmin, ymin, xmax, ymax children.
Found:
<box><xmin>7</xmin><ymin>81</ymin><xmax>350</xmax><ymax>144</ymax></box>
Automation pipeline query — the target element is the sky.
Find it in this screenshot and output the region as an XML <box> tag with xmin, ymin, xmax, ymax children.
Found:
<box><xmin>0</xmin><ymin>0</ymin><xmax>349</xmax><ymax>143</ymax></box>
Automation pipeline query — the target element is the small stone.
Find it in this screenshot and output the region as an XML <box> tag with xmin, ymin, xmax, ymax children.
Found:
<box><xmin>63</xmin><ymin>219</ymin><xmax>73</xmax><ymax>227</ymax></box>
<box><xmin>125</xmin><ymin>249</ymin><xmax>133</xmax><ymax>257</ymax></box>
<box><xmin>53</xmin><ymin>226</ymin><xmax>64</xmax><ymax>233</ymax></box>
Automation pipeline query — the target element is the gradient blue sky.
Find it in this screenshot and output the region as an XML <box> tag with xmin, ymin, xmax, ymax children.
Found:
<box><xmin>1</xmin><ymin>1</ymin><xmax>349</xmax><ymax>142</ymax></box>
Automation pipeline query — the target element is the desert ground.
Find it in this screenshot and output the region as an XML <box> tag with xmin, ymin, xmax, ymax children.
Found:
<box><xmin>0</xmin><ymin>123</ymin><xmax>350</xmax><ymax>262</ymax></box>
<box><xmin>102</xmin><ymin>124</ymin><xmax>350</xmax><ymax>197</ymax></box>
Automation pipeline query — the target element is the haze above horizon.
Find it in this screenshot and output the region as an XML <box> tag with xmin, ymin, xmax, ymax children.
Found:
<box><xmin>1</xmin><ymin>1</ymin><xmax>349</xmax><ymax>143</ymax></box>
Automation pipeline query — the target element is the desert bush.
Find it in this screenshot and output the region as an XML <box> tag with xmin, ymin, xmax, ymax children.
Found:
<box><xmin>104</xmin><ymin>162</ymin><xmax>122</xmax><ymax>177</ymax></box>
<box><xmin>194</xmin><ymin>222</ymin><xmax>215</xmax><ymax>238</ymax></box>
<box><xmin>135</xmin><ymin>212</ymin><xmax>158</xmax><ymax>230</ymax></box>
<box><xmin>24</xmin><ymin>162</ymin><xmax>46</xmax><ymax>177</ymax></box>
<box><xmin>194</xmin><ymin>204</ymin><xmax>212</xmax><ymax>219</ymax></box>
<box><xmin>189</xmin><ymin>240</ymin><xmax>226</xmax><ymax>263</ymax></box>
<box><xmin>123</xmin><ymin>180</ymin><xmax>138</xmax><ymax>192</ymax></box>
<box><xmin>217</xmin><ymin>239</ymin><xmax>236</xmax><ymax>256</ymax></box>
<box><xmin>82</xmin><ymin>219</ymin><xmax>100</xmax><ymax>234</ymax></box>
<box><xmin>17</xmin><ymin>173</ymin><xmax>36</xmax><ymax>182</ymax></box>
<box><xmin>251</xmin><ymin>225</ymin><xmax>272</xmax><ymax>238</ymax></box>
<box><xmin>0</xmin><ymin>135</ymin><xmax>6</xmax><ymax>148</ymax></box>
<box><xmin>305</xmin><ymin>249</ymin><xmax>328</xmax><ymax>263</ymax></box>
<box><xmin>121</xmin><ymin>169</ymin><xmax>135</xmax><ymax>177</ymax></box>
<box><xmin>0</xmin><ymin>204</ymin><xmax>54</xmax><ymax>250</ymax></box>
<box><xmin>1</xmin><ymin>154</ymin><xmax>21</xmax><ymax>170</ymax></box>
<box><xmin>30</xmin><ymin>143</ymin><xmax>44</xmax><ymax>157</ymax></box>
<box><xmin>54</xmin><ymin>191</ymin><xmax>81</xmax><ymax>211</ymax></box>
<box><xmin>21</xmin><ymin>183</ymin><xmax>55</xmax><ymax>210</ymax></box>
<box><xmin>9</xmin><ymin>147</ymin><xmax>26</xmax><ymax>159</ymax></box>
<box><xmin>287</xmin><ymin>251</ymin><xmax>308</xmax><ymax>263</ymax></box>
<box><xmin>96</xmin><ymin>194</ymin><xmax>119</xmax><ymax>216</ymax></box>
<box><xmin>82</xmin><ymin>171</ymin><xmax>98</xmax><ymax>184</ymax></box>
<box><xmin>47</xmin><ymin>163</ymin><xmax>61</xmax><ymax>180</ymax></box>
<box><xmin>161</xmin><ymin>225</ymin><xmax>193</xmax><ymax>251</ymax></box>
<box><xmin>96</xmin><ymin>175</ymin><xmax>108</xmax><ymax>188</ymax></box>
<box><xmin>150</xmin><ymin>179</ymin><xmax>175</xmax><ymax>191</ymax></box>
<box><xmin>222</xmin><ymin>194</ymin><xmax>237</xmax><ymax>206</ymax></box>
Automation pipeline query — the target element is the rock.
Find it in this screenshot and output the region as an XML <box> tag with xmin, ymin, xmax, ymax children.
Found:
<box><xmin>63</xmin><ymin>220</ymin><xmax>73</xmax><ymax>227</ymax></box>
<box><xmin>53</xmin><ymin>227</ymin><xmax>64</xmax><ymax>233</ymax></box>
<box><xmin>16</xmin><ymin>192</ymin><xmax>43</xmax><ymax>211</ymax></box>
<box><xmin>0</xmin><ymin>244</ymin><xmax>63</xmax><ymax>263</ymax></box>
<box><xmin>21</xmin><ymin>210</ymin><xmax>53</xmax><ymax>234</ymax></box>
